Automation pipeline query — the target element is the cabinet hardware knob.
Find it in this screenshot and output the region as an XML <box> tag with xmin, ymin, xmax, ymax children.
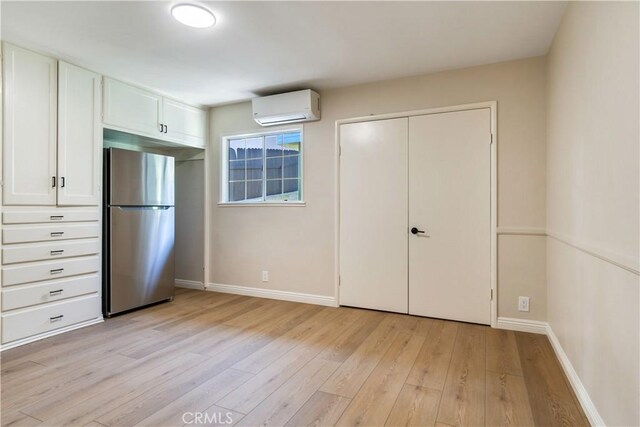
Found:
<box><xmin>52</xmin><ymin>176</ymin><xmax>56</xmax><ymax>188</ymax></box>
<box><xmin>50</xmin><ymin>268</ymin><xmax>64</xmax><ymax>274</ymax></box>
<box><xmin>50</xmin><ymin>215</ymin><xmax>64</xmax><ymax>220</ymax></box>
<box><xmin>50</xmin><ymin>250</ymin><xmax>64</xmax><ymax>255</ymax></box>
<box><xmin>61</xmin><ymin>177</ymin><xmax>66</xmax><ymax>188</ymax></box>
<box><xmin>50</xmin><ymin>232</ymin><xmax>64</xmax><ymax>237</ymax></box>
<box><xmin>50</xmin><ymin>315</ymin><xmax>64</xmax><ymax>322</ymax></box>
<box><xmin>49</xmin><ymin>289</ymin><xmax>63</xmax><ymax>296</ymax></box>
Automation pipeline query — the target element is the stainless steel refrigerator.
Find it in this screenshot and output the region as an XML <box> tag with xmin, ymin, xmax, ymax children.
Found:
<box><xmin>103</xmin><ymin>148</ymin><xmax>175</xmax><ymax>317</ymax></box>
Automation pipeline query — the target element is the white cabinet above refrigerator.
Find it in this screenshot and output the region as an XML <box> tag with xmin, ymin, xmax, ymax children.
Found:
<box><xmin>102</xmin><ymin>78</ymin><xmax>207</xmax><ymax>148</ymax></box>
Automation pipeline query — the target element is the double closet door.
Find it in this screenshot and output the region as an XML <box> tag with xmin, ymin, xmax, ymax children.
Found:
<box><xmin>339</xmin><ymin>108</ymin><xmax>492</xmax><ymax>325</ymax></box>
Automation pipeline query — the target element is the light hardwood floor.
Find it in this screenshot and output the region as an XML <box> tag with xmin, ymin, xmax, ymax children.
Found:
<box><xmin>1</xmin><ymin>289</ymin><xmax>589</xmax><ymax>427</ymax></box>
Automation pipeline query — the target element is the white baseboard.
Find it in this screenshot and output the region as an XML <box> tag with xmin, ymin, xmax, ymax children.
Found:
<box><xmin>496</xmin><ymin>316</ymin><xmax>548</xmax><ymax>334</ymax></box>
<box><xmin>0</xmin><ymin>317</ymin><xmax>104</xmax><ymax>352</ymax></box>
<box><xmin>497</xmin><ymin>316</ymin><xmax>604</xmax><ymax>425</ymax></box>
<box><xmin>546</xmin><ymin>324</ymin><xmax>605</xmax><ymax>426</ymax></box>
<box><xmin>206</xmin><ymin>283</ymin><xmax>338</xmax><ymax>307</ymax></box>
<box><xmin>175</xmin><ymin>279</ymin><xmax>205</xmax><ymax>290</ymax></box>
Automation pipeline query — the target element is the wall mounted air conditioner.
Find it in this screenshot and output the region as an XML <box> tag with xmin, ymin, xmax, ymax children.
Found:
<box><xmin>252</xmin><ymin>89</ymin><xmax>320</xmax><ymax>126</ymax></box>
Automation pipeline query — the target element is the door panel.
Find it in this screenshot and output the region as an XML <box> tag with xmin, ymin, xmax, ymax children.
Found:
<box><xmin>57</xmin><ymin>62</ymin><xmax>101</xmax><ymax>206</ymax></box>
<box><xmin>408</xmin><ymin>109</ymin><xmax>491</xmax><ymax>324</ymax></box>
<box><xmin>108</xmin><ymin>149</ymin><xmax>175</xmax><ymax>206</ymax></box>
<box><xmin>339</xmin><ymin>118</ymin><xmax>408</xmax><ymax>313</ymax></box>
<box><xmin>109</xmin><ymin>206</ymin><xmax>175</xmax><ymax>315</ymax></box>
<box><xmin>2</xmin><ymin>43</ymin><xmax>57</xmax><ymax>205</ymax></box>
<box><xmin>162</xmin><ymin>98</ymin><xmax>206</xmax><ymax>147</ymax></box>
<box><xmin>103</xmin><ymin>78</ymin><xmax>162</xmax><ymax>137</ymax></box>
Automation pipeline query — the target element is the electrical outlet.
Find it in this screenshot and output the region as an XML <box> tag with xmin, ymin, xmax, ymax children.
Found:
<box><xmin>262</xmin><ymin>270</ymin><xmax>269</xmax><ymax>282</ymax></box>
<box><xmin>518</xmin><ymin>296</ymin><xmax>530</xmax><ymax>312</ymax></box>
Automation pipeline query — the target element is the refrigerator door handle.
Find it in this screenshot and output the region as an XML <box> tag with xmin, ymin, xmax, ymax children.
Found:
<box><xmin>114</xmin><ymin>206</ymin><xmax>172</xmax><ymax>210</ymax></box>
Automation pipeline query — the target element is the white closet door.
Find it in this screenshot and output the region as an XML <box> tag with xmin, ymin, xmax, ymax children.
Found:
<box><xmin>408</xmin><ymin>109</ymin><xmax>491</xmax><ymax>324</ymax></box>
<box><xmin>57</xmin><ymin>62</ymin><xmax>101</xmax><ymax>206</ymax></box>
<box><xmin>2</xmin><ymin>43</ymin><xmax>57</xmax><ymax>205</ymax></box>
<box><xmin>339</xmin><ymin>118</ymin><xmax>408</xmax><ymax>313</ymax></box>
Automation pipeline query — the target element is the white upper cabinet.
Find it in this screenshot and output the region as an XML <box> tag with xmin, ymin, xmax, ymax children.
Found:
<box><xmin>3</xmin><ymin>43</ymin><xmax>57</xmax><ymax>206</ymax></box>
<box><xmin>163</xmin><ymin>98</ymin><xmax>207</xmax><ymax>147</ymax></box>
<box><xmin>103</xmin><ymin>78</ymin><xmax>163</xmax><ymax>138</ymax></box>
<box><xmin>57</xmin><ymin>62</ymin><xmax>102</xmax><ymax>206</ymax></box>
<box><xmin>102</xmin><ymin>78</ymin><xmax>206</xmax><ymax>148</ymax></box>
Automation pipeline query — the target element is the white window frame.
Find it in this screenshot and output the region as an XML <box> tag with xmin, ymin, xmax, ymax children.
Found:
<box><xmin>219</xmin><ymin>126</ymin><xmax>305</xmax><ymax>206</ymax></box>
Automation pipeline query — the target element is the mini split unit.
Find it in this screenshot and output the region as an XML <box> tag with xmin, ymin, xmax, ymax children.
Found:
<box><xmin>252</xmin><ymin>89</ymin><xmax>320</xmax><ymax>126</ymax></box>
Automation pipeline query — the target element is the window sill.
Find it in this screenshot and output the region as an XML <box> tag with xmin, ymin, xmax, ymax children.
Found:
<box><xmin>217</xmin><ymin>201</ymin><xmax>306</xmax><ymax>207</ymax></box>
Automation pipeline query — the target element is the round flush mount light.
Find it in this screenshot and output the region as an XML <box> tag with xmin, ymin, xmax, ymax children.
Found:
<box><xmin>171</xmin><ymin>3</ymin><xmax>216</xmax><ymax>28</ymax></box>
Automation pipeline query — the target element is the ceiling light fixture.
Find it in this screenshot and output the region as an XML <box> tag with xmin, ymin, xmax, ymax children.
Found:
<box><xmin>171</xmin><ymin>3</ymin><xmax>216</xmax><ymax>28</ymax></box>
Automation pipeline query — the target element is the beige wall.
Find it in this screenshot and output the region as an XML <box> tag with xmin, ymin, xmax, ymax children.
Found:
<box><xmin>546</xmin><ymin>2</ymin><xmax>639</xmax><ymax>425</ymax></box>
<box><xmin>175</xmin><ymin>160</ymin><xmax>205</xmax><ymax>283</ymax></box>
<box><xmin>209</xmin><ymin>56</ymin><xmax>548</xmax><ymax>320</ymax></box>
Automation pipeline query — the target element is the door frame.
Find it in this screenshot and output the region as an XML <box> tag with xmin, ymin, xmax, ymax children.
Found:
<box><xmin>334</xmin><ymin>101</ymin><xmax>498</xmax><ymax>327</ymax></box>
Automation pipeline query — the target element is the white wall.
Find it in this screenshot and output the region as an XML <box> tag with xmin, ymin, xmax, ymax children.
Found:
<box><xmin>208</xmin><ymin>56</ymin><xmax>548</xmax><ymax>320</ymax></box>
<box><xmin>546</xmin><ymin>2</ymin><xmax>639</xmax><ymax>425</ymax></box>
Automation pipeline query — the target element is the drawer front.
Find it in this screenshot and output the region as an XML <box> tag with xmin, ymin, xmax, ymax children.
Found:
<box><xmin>3</xmin><ymin>210</ymin><xmax>99</xmax><ymax>224</ymax></box>
<box><xmin>3</xmin><ymin>223</ymin><xmax>99</xmax><ymax>244</ymax></box>
<box><xmin>2</xmin><ymin>255</ymin><xmax>100</xmax><ymax>287</ymax></box>
<box><xmin>1</xmin><ymin>274</ymin><xmax>99</xmax><ymax>311</ymax></box>
<box><xmin>2</xmin><ymin>294</ymin><xmax>100</xmax><ymax>343</ymax></box>
<box><xmin>2</xmin><ymin>239</ymin><xmax>100</xmax><ymax>265</ymax></box>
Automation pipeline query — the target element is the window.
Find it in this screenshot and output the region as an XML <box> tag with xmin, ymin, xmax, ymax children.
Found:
<box><xmin>222</xmin><ymin>129</ymin><xmax>303</xmax><ymax>204</ymax></box>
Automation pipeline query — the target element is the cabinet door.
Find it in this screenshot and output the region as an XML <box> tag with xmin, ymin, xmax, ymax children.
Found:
<box><xmin>57</xmin><ymin>62</ymin><xmax>101</xmax><ymax>206</ymax></box>
<box><xmin>2</xmin><ymin>43</ymin><xmax>57</xmax><ymax>205</ymax></box>
<box><xmin>162</xmin><ymin>98</ymin><xmax>206</xmax><ymax>147</ymax></box>
<box><xmin>102</xmin><ymin>78</ymin><xmax>162</xmax><ymax>137</ymax></box>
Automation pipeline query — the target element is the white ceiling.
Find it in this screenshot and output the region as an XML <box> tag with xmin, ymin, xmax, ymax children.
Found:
<box><xmin>1</xmin><ymin>1</ymin><xmax>567</xmax><ymax>106</ymax></box>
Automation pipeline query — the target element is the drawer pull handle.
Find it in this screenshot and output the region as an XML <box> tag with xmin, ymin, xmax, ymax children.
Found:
<box><xmin>50</xmin><ymin>315</ymin><xmax>64</xmax><ymax>322</ymax></box>
<box><xmin>50</xmin><ymin>232</ymin><xmax>64</xmax><ymax>237</ymax></box>
<box><xmin>50</xmin><ymin>268</ymin><xmax>64</xmax><ymax>275</ymax></box>
<box><xmin>49</xmin><ymin>289</ymin><xmax>64</xmax><ymax>296</ymax></box>
<box><xmin>50</xmin><ymin>250</ymin><xmax>65</xmax><ymax>256</ymax></box>
<box><xmin>50</xmin><ymin>215</ymin><xmax>64</xmax><ymax>220</ymax></box>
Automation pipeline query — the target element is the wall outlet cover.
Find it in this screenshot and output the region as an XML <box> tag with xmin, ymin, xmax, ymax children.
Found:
<box><xmin>518</xmin><ymin>296</ymin><xmax>530</xmax><ymax>312</ymax></box>
<box><xmin>262</xmin><ymin>270</ymin><xmax>269</xmax><ymax>282</ymax></box>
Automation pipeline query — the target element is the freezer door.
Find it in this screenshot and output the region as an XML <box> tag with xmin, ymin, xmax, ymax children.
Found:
<box><xmin>109</xmin><ymin>148</ymin><xmax>175</xmax><ymax>206</ymax></box>
<box><xmin>108</xmin><ymin>206</ymin><xmax>175</xmax><ymax>315</ymax></box>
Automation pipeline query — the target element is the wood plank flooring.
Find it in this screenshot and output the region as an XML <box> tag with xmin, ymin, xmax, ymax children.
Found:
<box><xmin>1</xmin><ymin>289</ymin><xmax>588</xmax><ymax>426</ymax></box>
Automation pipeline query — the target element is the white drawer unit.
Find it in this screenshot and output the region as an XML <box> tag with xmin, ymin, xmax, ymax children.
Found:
<box><xmin>2</xmin><ymin>255</ymin><xmax>99</xmax><ymax>287</ymax></box>
<box><xmin>2</xmin><ymin>238</ymin><xmax>100</xmax><ymax>264</ymax></box>
<box><xmin>3</xmin><ymin>223</ymin><xmax>99</xmax><ymax>244</ymax></box>
<box><xmin>2</xmin><ymin>210</ymin><xmax>99</xmax><ymax>224</ymax></box>
<box><xmin>1</xmin><ymin>274</ymin><xmax>99</xmax><ymax>311</ymax></box>
<box><xmin>2</xmin><ymin>294</ymin><xmax>100</xmax><ymax>343</ymax></box>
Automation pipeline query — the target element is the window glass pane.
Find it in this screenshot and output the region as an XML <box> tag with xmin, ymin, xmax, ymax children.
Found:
<box><xmin>283</xmin><ymin>155</ymin><xmax>299</xmax><ymax>178</ymax></box>
<box><xmin>228</xmin><ymin>160</ymin><xmax>245</xmax><ymax>181</ymax></box>
<box><xmin>229</xmin><ymin>139</ymin><xmax>245</xmax><ymax>160</ymax></box>
<box><xmin>265</xmin><ymin>135</ymin><xmax>283</xmax><ymax>158</ymax></box>
<box><xmin>283</xmin><ymin>132</ymin><xmax>301</xmax><ymax>154</ymax></box>
<box><xmin>229</xmin><ymin>182</ymin><xmax>245</xmax><ymax>202</ymax></box>
<box><xmin>266</xmin><ymin>179</ymin><xmax>282</xmax><ymax>199</ymax></box>
<box><xmin>246</xmin><ymin>180</ymin><xmax>262</xmax><ymax>201</ymax></box>
<box><xmin>283</xmin><ymin>179</ymin><xmax>300</xmax><ymax>201</ymax></box>
<box><xmin>246</xmin><ymin>158</ymin><xmax>263</xmax><ymax>180</ymax></box>
<box><xmin>245</xmin><ymin>137</ymin><xmax>263</xmax><ymax>159</ymax></box>
<box><xmin>266</xmin><ymin>157</ymin><xmax>282</xmax><ymax>179</ymax></box>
